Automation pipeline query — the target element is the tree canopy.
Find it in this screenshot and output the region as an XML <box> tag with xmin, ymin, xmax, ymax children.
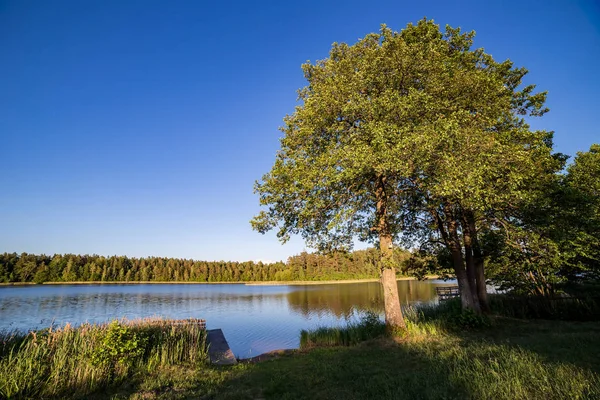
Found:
<box><xmin>252</xmin><ymin>19</ymin><xmax>558</xmax><ymax>318</ymax></box>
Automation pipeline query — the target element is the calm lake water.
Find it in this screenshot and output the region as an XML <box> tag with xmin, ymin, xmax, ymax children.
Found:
<box><xmin>0</xmin><ymin>281</ymin><xmax>451</xmax><ymax>358</ymax></box>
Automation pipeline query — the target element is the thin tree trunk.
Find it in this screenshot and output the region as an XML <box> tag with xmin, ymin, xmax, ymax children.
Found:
<box><xmin>466</xmin><ymin>211</ymin><xmax>490</xmax><ymax>313</ymax></box>
<box><xmin>376</xmin><ymin>175</ymin><xmax>406</xmax><ymax>331</ymax></box>
<box><xmin>461</xmin><ymin>215</ymin><xmax>481</xmax><ymax>311</ymax></box>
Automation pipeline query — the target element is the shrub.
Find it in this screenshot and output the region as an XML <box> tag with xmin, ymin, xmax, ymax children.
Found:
<box><xmin>91</xmin><ymin>320</ymin><xmax>147</xmax><ymax>370</ymax></box>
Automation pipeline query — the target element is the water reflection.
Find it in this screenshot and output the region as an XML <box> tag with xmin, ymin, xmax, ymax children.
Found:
<box><xmin>0</xmin><ymin>281</ymin><xmax>450</xmax><ymax>357</ymax></box>
<box><xmin>286</xmin><ymin>280</ymin><xmax>439</xmax><ymax>318</ymax></box>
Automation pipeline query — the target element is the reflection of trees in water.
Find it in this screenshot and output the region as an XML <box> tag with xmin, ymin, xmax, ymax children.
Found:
<box><xmin>287</xmin><ymin>281</ymin><xmax>441</xmax><ymax>318</ymax></box>
<box><xmin>3</xmin><ymin>282</ymin><xmax>449</xmax><ymax>331</ymax></box>
<box><xmin>6</xmin><ymin>291</ymin><xmax>292</xmax><ymax>331</ymax></box>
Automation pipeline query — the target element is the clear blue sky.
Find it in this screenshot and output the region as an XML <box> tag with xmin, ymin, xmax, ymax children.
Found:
<box><xmin>1</xmin><ymin>0</ymin><xmax>599</xmax><ymax>262</ymax></box>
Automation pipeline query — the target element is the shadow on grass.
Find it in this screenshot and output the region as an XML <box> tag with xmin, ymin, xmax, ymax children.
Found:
<box><xmin>215</xmin><ymin>339</ymin><xmax>469</xmax><ymax>400</ymax></box>
<box><xmin>214</xmin><ymin>327</ymin><xmax>600</xmax><ymax>400</ymax></box>
<box><xmin>461</xmin><ymin>317</ymin><xmax>600</xmax><ymax>374</ymax></box>
<box><xmin>34</xmin><ymin>318</ymin><xmax>600</xmax><ymax>399</ymax></box>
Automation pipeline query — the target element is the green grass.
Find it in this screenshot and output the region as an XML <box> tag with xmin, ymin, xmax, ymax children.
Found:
<box><xmin>0</xmin><ymin>318</ymin><xmax>208</xmax><ymax>399</ymax></box>
<box><xmin>3</xmin><ymin>304</ymin><xmax>600</xmax><ymax>399</ymax></box>
<box><xmin>300</xmin><ymin>311</ymin><xmax>387</xmax><ymax>348</ymax></box>
<box><xmin>221</xmin><ymin>327</ymin><xmax>600</xmax><ymax>400</ymax></box>
<box><xmin>99</xmin><ymin>314</ymin><xmax>600</xmax><ymax>400</ymax></box>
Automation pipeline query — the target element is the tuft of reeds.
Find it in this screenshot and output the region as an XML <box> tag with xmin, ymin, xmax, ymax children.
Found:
<box><xmin>300</xmin><ymin>311</ymin><xmax>387</xmax><ymax>349</ymax></box>
<box><xmin>0</xmin><ymin>318</ymin><xmax>208</xmax><ymax>399</ymax></box>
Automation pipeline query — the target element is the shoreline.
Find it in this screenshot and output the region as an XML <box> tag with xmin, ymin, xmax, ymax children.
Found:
<box><xmin>0</xmin><ymin>276</ymin><xmax>442</xmax><ymax>287</ymax></box>
<box><xmin>245</xmin><ymin>276</ymin><xmax>441</xmax><ymax>285</ymax></box>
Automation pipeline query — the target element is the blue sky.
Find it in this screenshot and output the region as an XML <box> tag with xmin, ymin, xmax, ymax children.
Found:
<box><xmin>1</xmin><ymin>0</ymin><xmax>599</xmax><ymax>262</ymax></box>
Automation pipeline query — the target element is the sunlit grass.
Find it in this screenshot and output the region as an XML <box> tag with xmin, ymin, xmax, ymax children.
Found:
<box><xmin>0</xmin><ymin>318</ymin><xmax>208</xmax><ymax>399</ymax></box>
<box><xmin>3</xmin><ymin>301</ymin><xmax>600</xmax><ymax>399</ymax></box>
<box><xmin>237</xmin><ymin>314</ymin><xmax>600</xmax><ymax>400</ymax></box>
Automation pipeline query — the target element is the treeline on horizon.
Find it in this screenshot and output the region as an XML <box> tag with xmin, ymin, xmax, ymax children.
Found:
<box><xmin>0</xmin><ymin>249</ymin><xmax>392</xmax><ymax>284</ymax></box>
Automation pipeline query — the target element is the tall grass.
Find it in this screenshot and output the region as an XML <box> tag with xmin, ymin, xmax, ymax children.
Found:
<box><xmin>300</xmin><ymin>312</ymin><xmax>386</xmax><ymax>349</ymax></box>
<box><xmin>299</xmin><ymin>302</ymin><xmax>475</xmax><ymax>349</ymax></box>
<box><xmin>0</xmin><ymin>318</ymin><xmax>208</xmax><ymax>399</ymax></box>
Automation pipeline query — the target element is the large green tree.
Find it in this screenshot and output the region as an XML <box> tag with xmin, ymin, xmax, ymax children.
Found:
<box><xmin>251</xmin><ymin>19</ymin><xmax>555</xmax><ymax>321</ymax></box>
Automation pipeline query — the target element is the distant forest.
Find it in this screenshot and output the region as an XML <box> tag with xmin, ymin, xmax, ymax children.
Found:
<box><xmin>0</xmin><ymin>250</ymin><xmax>391</xmax><ymax>283</ymax></box>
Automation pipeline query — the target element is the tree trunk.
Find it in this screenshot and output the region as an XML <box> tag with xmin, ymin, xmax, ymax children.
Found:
<box><xmin>381</xmin><ymin>263</ymin><xmax>405</xmax><ymax>330</ymax></box>
<box><xmin>449</xmin><ymin>242</ymin><xmax>479</xmax><ymax>311</ymax></box>
<box><xmin>461</xmin><ymin>216</ymin><xmax>480</xmax><ymax>309</ymax></box>
<box><xmin>466</xmin><ymin>211</ymin><xmax>490</xmax><ymax>313</ymax></box>
<box><xmin>446</xmin><ymin>208</ymin><xmax>479</xmax><ymax>312</ymax></box>
<box><xmin>474</xmin><ymin>258</ymin><xmax>489</xmax><ymax>313</ymax></box>
<box><xmin>375</xmin><ymin>175</ymin><xmax>406</xmax><ymax>331</ymax></box>
<box><xmin>380</xmin><ymin>234</ymin><xmax>405</xmax><ymax>330</ymax></box>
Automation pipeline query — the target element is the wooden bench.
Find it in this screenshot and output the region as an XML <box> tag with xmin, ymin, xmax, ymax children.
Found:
<box><xmin>436</xmin><ymin>286</ymin><xmax>460</xmax><ymax>301</ymax></box>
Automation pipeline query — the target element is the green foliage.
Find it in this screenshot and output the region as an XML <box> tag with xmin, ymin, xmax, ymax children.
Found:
<box><xmin>252</xmin><ymin>19</ymin><xmax>553</xmax><ymax>250</ymax></box>
<box><xmin>565</xmin><ymin>144</ymin><xmax>600</xmax><ymax>275</ymax></box>
<box><xmin>486</xmin><ymin>144</ymin><xmax>600</xmax><ymax>296</ymax></box>
<box><xmin>91</xmin><ymin>321</ymin><xmax>147</xmax><ymax>369</ymax></box>
<box><xmin>4</xmin><ymin>316</ymin><xmax>600</xmax><ymax>399</ymax></box>
<box><xmin>452</xmin><ymin>308</ymin><xmax>492</xmax><ymax>329</ymax></box>
<box><xmin>402</xmin><ymin>245</ymin><xmax>455</xmax><ymax>280</ymax></box>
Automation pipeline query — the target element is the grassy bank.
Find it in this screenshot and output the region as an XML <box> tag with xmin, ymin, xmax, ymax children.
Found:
<box><xmin>3</xmin><ymin>302</ymin><xmax>599</xmax><ymax>399</ymax></box>
<box><xmin>0</xmin><ymin>318</ymin><xmax>208</xmax><ymax>399</ymax></box>
<box><xmin>101</xmin><ymin>307</ymin><xmax>599</xmax><ymax>400</ymax></box>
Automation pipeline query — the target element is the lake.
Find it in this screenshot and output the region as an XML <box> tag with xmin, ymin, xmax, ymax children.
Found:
<box><xmin>0</xmin><ymin>280</ymin><xmax>451</xmax><ymax>358</ymax></box>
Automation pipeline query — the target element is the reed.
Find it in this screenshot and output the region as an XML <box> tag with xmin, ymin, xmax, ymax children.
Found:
<box><xmin>0</xmin><ymin>318</ymin><xmax>208</xmax><ymax>399</ymax></box>
<box><xmin>300</xmin><ymin>311</ymin><xmax>386</xmax><ymax>349</ymax></box>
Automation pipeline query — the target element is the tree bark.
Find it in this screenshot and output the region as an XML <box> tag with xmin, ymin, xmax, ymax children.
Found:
<box><xmin>461</xmin><ymin>215</ymin><xmax>481</xmax><ymax>310</ymax></box>
<box><xmin>448</xmin><ymin>227</ymin><xmax>479</xmax><ymax>311</ymax></box>
<box><xmin>375</xmin><ymin>175</ymin><xmax>406</xmax><ymax>331</ymax></box>
<box><xmin>381</xmin><ymin>258</ymin><xmax>405</xmax><ymax>330</ymax></box>
<box><xmin>466</xmin><ymin>211</ymin><xmax>490</xmax><ymax>313</ymax></box>
<box><xmin>443</xmin><ymin>204</ymin><xmax>479</xmax><ymax>311</ymax></box>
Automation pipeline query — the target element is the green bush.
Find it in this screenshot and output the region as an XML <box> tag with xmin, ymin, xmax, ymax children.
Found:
<box><xmin>91</xmin><ymin>320</ymin><xmax>147</xmax><ymax>369</ymax></box>
<box><xmin>452</xmin><ymin>308</ymin><xmax>492</xmax><ymax>329</ymax></box>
